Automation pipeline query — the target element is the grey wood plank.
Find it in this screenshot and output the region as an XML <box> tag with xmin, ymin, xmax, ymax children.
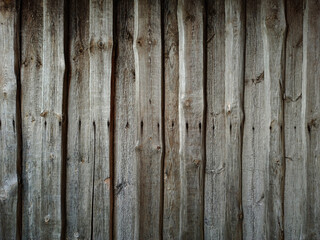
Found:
<box><xmin>242</xmin><ymin>0</ymin><xmax>267</xmax><ymax>239</ymax></box>
<box><xmin>204</xmin><ymin>0</ymin><xmax>227</xmax><ymax>238</ymax></box>
<box><xmin>113</xmin><ymin>0</ymin><xmax>136</xmax><ymax>239</ymax></box>
<box><xmin>163</xmin><ymin>0</ymin><xmax>180</xmax><ymax>239</ymax></box>
<box><xmin>0</xmin><ymin>1</ymin><xmax>19</xmax><ymax>238</ymax></box>
<box><xmin>177</xmin><ymin>0</ymin><xmax>205</xmax><ymax>238</ymax></box>
<box><xmin>284</xmin><ymin>0</ymin><xmax>305</xmax><ymax>239</ymax></box>
<box><xmin>261</xmin><ymin>0</ymin><xmax>286</xmax><ymax>239</ymax></box>
<box><xmin>224</xmin><ymin>0</ymin><xmax>245</xmax><ymax>239</ymax></box>
<box><xmin>66</xmin><ymin>0</ymin><xmax>113</xmax><ymax>239</ymax></box>
<box><xmin>20</xmin><ymin>0</ymin><xmax>65</xmax><ymax>238</ymax></box>
<box><xmin>133</xmin><ymin>0</ymin><xmax>163</xmax><ymax>239</ymax></box>
<box><xmin>302</xmin><ymin>0</ymin><xmax>320</xmax><ymax>238</ymax></box>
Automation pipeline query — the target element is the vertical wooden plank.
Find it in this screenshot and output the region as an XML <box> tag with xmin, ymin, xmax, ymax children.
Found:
<box><xmin>67</xmin><ymin>0</ymin><xmax>113</xmax><ymax>239</ymax></box>
<box><xmin>21</xmin><ymin>0</ymin><xmax>65</xmax><ymax>238</ymax></box>
<box><xmin>284</xmin><ymin>0</ymin><xmax>305</xmax><ymax>238</ymax></box>
<box><xmin>0</xmin><ymin>1</ymin><xmax>18</xmax><ymax>238</ymax></box>
<box><xmin>177</xmin><ymin>0</ymin><xmax>205</xmax><ymax>238</ymax></box>
<box><xmin>133</xmin><ymin>0</ymin><xmax>162</xmax><ymax>239</ymax></box>
<box><xmin>204</xmin><ymin>0</ymin><xmax>226</xmax><ymax>238</ymax></box>
<box><xmin>224</xmin><ymin>0</ymin><xmax>245</xmax><ymax>239</ymax></box>
<box><xmin>302</xmin><ymin>0</ymin><xmax>320</xmax><ymax>238</ymax></box>
<box><xmin>114</xmin><ymin>0</ymin><xmax>136</xmax><ymax>239</ymax></box>
<box><xmin>163</xmin><ymin>0</ymin><xmax>180</xmax><ymax>239</ymax></box>
<box><xmin>261</xmin><ymin>0</ymin><xmax>286</xmax><ymax>239</ymax></box>
<box><xmin>242</xmin><ymin>0</ymin><xmax>267</xmax><ymax>239</ymax></box>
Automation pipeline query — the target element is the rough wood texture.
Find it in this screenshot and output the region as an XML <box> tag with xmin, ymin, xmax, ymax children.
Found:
<box><xmin>177</xmin><ymin>0</ymin><xmax>205</xmax><ymax>238</ymax></box>
<box><xmin>0</xmin><ymin>1</ymin><xmax>18</xmax><ymax>239</ymax></box>
<box><xmin>66</xmin><ymin>0</ymin><xmax>113</xmax><ymax>239</ymax></box>
<box><xmin>113</xmin><ymin>0</ymin><xmax>136</xmax><ymax>239</ymax></box>
<box><xmin>224</xmin><ymin>0</ymin><xmax>245</xmax><ymax>239</ymax></box>
<box><xmin>284</xmin><ymin>0</ymin><xmax>305</xmax><ymax>238</ymax></box>
<box><xmin>163</xmin><ymin>0</ymin><xmax>180</xmax><ymax>239</ymax></box>
<box><xmin>262</xmin><ymin>0</ymin><xmax>286</xmax><ymax>239</ymax></box>
<box><xmin>242</xmin><ymin>0</ymin><xmax>267</xmax><ymax>239</ymax></box>
<box><xmin>205</xmin><ymin>0</ymin><xmax>226</xmax><ymax>238</ymax></box>
<box><xmin>133</xmin><ymin>0</ymin><xmax>163</xmax><ymax>239</ymax></box>
<box><xmin>302</xmin><ymin>0</ymin><xmax>320</xmax><ymax>238</ymax></box>
<box><xmin>20</xmin><ymin>0</ymin><xmax>65</xmax><ymax>238</ymax></box>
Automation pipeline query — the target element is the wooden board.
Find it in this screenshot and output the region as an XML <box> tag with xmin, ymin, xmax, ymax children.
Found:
<box><xmin>284</xmin><ymin>0</ymin><xmax>305</xmax><ymax>238</ymax></box>
<box><xmin>302</xmin><ymin>0</ymin><xmax>320</xmax><ymax>238</ymax></box>
<box><xmin>224</xmin><ymin>0</ymin><xmax>245</xmax><ymax>239</ymax></box>
<box><xmin>242</xmin><ymin>0</ymin><xmax>267</xmax><ymax>239</ymax></box>
<box><xmin>163</xmin><ymin>0</ymin><xmax>180</xmax><ymax>239</ymax></box>
<box><xmin>20</xmin><ymin>0</ymin><xmax>65</xmax><ymax>238</ymax></box>
<box><xmin>177</xmin><ymin>0</ymin><xmax>205</xmax><ymax>238</ymax></box>
<box><xmin>113</xmin><ymin>0</ymin><xmax>136</xmax><ymax>239</ymax></box>
<box><xmin>133</xmin><ymin>0</ymin><xmax>163</xmax><ymax>238</ymax></box>
<box><xmin>66</xmin><ymin>0</ymin><xmax>113</xmax><ymax>239</ymax></box>
<box><xmin>0</xmin><ymin>1</ymin><xmax>19</xmax><ymax>239</ymax></box>
<box><xmin>261</xmin><ymin>0</ymin><xmax>286</xmax><ymax>239</ymax></box>
<box><xmin>204</xmin><ymin>0</ymin><xmax>226</xmax><ymax>238</ymax></box>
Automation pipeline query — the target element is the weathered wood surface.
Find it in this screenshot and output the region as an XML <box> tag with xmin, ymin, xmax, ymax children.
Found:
<box><xmin>21</xmin><ymin>0</ymin><xmax>65</xmax><ymax>239</ymax></box>
<box><xmin>2</xmin><ymin>1</ymin><xmax>320</xmax><ymax>239</ymax></box>
<box><xmin>177</xmin><ymin>0</ymin><xmax>205</xmax><ymax>238</ymax></box>
<box><xmin>262</xmin><ymin>0</ymin><xmax>286</xmax><ymax>239</ymax></box>
<box><xmin>163</xmin><ymin>0</ymin><xmax>180</xmax><ymax>239</ymax></box>
<box><xmin>224</xmin><ymin>0</ymin><xmax>245</xmax><ymax>239</ymax></box>
<box><xmin>66</xmin><ymin>0</ymin><xmax>113</xmax><ymax>239</ymax></box>
<box><xmin>113</xmin><ymin>0</ymin><xmax>136</xmax><ymax>239</ymax></box>
<box><xmin>205</xmin><ymin>0</ymin><xmax>226</xmax><ymax>238</ymax></box>
<box><xmin>0</xmin><ymin>1</ymin><xmax>18</xmax><ymax>239</ymax></box>
<box><xmin>133</xmin><ymin>0</ymin><xmax>163</xmax><ymax>239</ymax></box>
<box><xmin>284</xmin><ymin>0</ymin><xmax>305</xmax><ymax>238</ymax></box>
<box><xmin>242</xmin><ymin>0</ymin><xmax>266</xmax><ymax>239</ymax></box>
<box><xmin>303</xmin><ymin>0</ymin><xmax>320</xmax><ymax>238</ymax></box>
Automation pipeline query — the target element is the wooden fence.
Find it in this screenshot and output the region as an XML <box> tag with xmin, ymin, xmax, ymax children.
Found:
<box><xmin>0</xmin><ymin>0</ymin><xmax>319</xmax><ymax>239</ymax></box>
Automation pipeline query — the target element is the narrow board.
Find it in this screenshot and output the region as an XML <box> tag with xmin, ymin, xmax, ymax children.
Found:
<box><xmin>302</xmin><ymin>0</ymin><xmax>320</xmax><ymax>238</ymax></box>
<box><xmin>177</xmin><ymin>0</ymin><xmax>205</xmax><ymax>238</ymax></box>
<box><xmin>242</xmin><ymin>0</ymin><xmax>266</xmax><ymax>239</ymax></box>
<box><xmin>66</xmin><ymin>0</ymin><xmax>113</xmax><ymax>238</ymax></box>
<box><xmin>284</xmin><ymin>0</ymin><xmax>305</xmax><ymax>238</ymax></box>
<box><xmin>261</xmin><ymin>0</ymin><xmax>286</xmax><ymax>238</ymax></box>
<box><xmin>114</xmin><ymin>0</ymin><xmax>136</xmax><ymax>239</ymax></box>
<box><xmin>0</xmin><ymin>1</ymin><xmax>19</xmax><ymax>238</ymax></box>
<box><xmin>163</xmin><ymin>0</ymin><xmax>180</xmax><ymax>239</ymax></box>
<box><xmin>204</xmin><ymin>0</ymin><xmax>226</xmax><ymax>238</ymax></box>
<box><xmin>133</xmin><ymin>0</ymin><xmax>163</xmax><ymax>239</ymax></box>
<box><xmin>224</xmin><ymin>0</ymin><xmax>245</xmax><ymax>238</ymax></box>
<box><xmin>20</xmin><ymin>0</ymin><xmax>65</xmax><ymax>238</ymax></box>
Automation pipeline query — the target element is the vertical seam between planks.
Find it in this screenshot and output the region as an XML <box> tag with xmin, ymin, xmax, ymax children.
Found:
<box><xmin>16</xmin><ymin>0</ymin><xmax>23</xmax><ymax>238</ymax></box>
<box><xmin>160</xmin><ymin>0</ymin><xmax>165</xmax><ymax>239</ymax></box>
<box><xmin>109</xmin><ymin>1</ymin><xmax>118</xmax><ymax>238</ymax></box>
<box><xmin>240</xmin><ymin>1</ymin><xmax>246</xmax><ymax>239</ymax></box>
<box><xmin>61</xmin><ymin>0</ymin><xmax>71</xmax><ymax>238</ymax></box>
<box><xmin>202</xmin><ymin>0</ymin><xmax>208</xmax><ymax>239</ymax></box>
<box><xmin>91</xmin><ymin>122</ymin><xmax>96</xmax><ymax>240</ymax></box>
<box><xmin>281</xmin><ymin>1</ymin><xmax>288</xmax><ymax>238</ymax></box>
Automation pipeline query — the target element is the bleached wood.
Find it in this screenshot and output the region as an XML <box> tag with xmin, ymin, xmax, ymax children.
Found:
<box><xmin>302</xmin><ymin>0</ymin><xmax>320</xmax><ymax>238</ymax></box>
<box><xmin>224</xmin><ymin>0</ymin><xmax>245</xmax><ymax>238</ymax></box>
<box><xmin>66</xmin><ymin>0</ymin><xmax>113</xmax><ymax>238</ymax></box>
<box><xmin>177</xmin><ymin>0</ymin><xmax>205</xmax><ymax>238</ymax></box>
<box><xmin>163</xmin><ymin>0</ymin><xmax>180</xmax><ymax>239</ymax></box>
<box><xmin>20</xmin><ymin>0</ymin><xmax>65</xmax><ymax>238</ymax></box>
<box><xmin>0</xmin><ymin>1</ymin><xmax>18</xmax><ymax>238</ymax></box>
<box><xmin>114</xmin><ymin>0</ymin><xmax>136</xmax><ymax>239</ymax></box>
<box><xmin>284</xmin><ymin>0</ymin><xmax>305</xmax><ymax>238</ymax></box>
<box><xmin>262</xmin><ymin>0</ymin><xmax>286</xmax><ymax>239</ymax></box>
<box><xmin>133</xmin><ymin>0</ymin><xmax>162</xmax><ymax>239</ymax></box>
<box><xmin>242</xmin><ymin>0</ymin><xmax>267</xmax><ymax>239</ymax></box>
<box><xmin>204</xmin><ymin>0</ymin><xmax>226</xmax><ymax>238</ymax></box>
